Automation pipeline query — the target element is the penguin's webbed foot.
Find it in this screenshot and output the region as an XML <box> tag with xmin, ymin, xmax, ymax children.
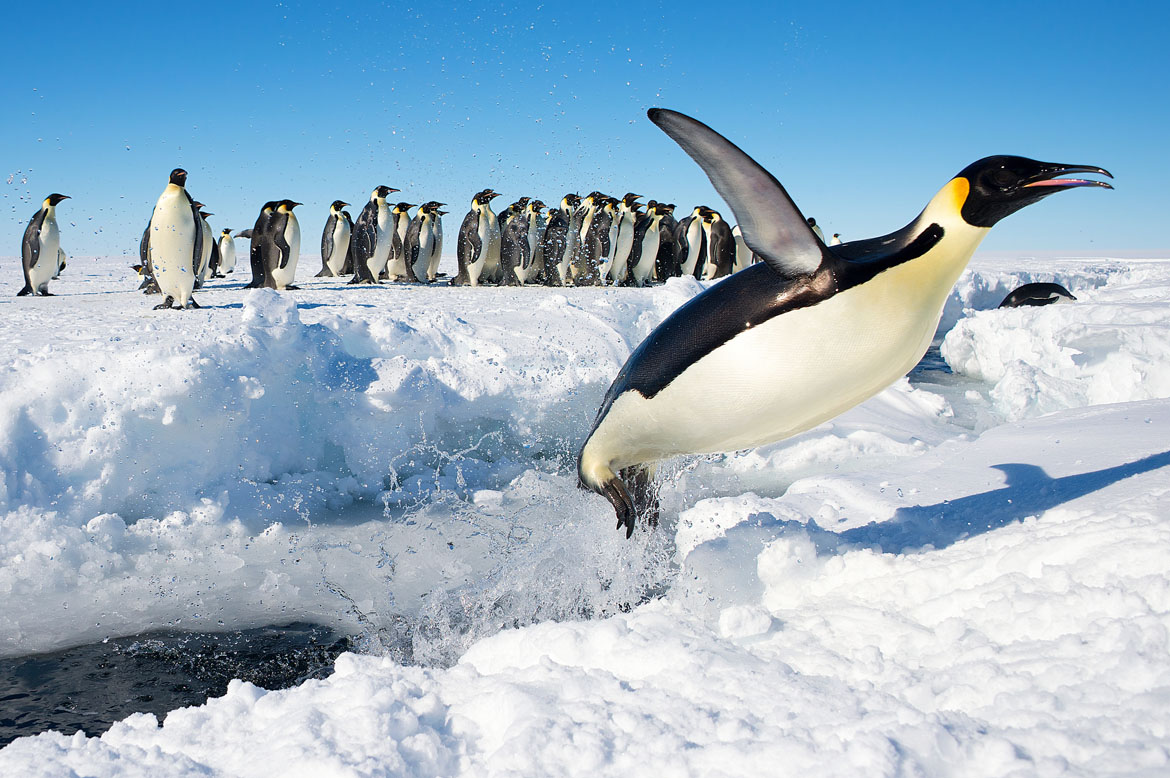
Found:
<box><xmin>598</xmin><ymin>477</ymin><xmax>637</xmax><ymax>539</ymax></box>
<box><xmin>152</xmin><ymin>296</ymin><xmax>176</xmax><ymax>310</ymax></box>
<box><xmin>16</xmin><ymin>286</ymin><xmax>33</xmax><ymax>297</ymax></box>
<box><xmin>184</xmin><ymin>298</ymin><xmax>201</xmax><ymax>309</ymax></box>
<box><xmin>284</xmin><ymin>284</ymin><xmax>300</xmax><ymax>290</ymax></box>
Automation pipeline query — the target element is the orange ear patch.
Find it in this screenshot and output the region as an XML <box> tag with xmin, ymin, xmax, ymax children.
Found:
<box><xmin>947</xmin><ymin>177</ymin><xmax>971</xmax><ymax>212</ymax></box>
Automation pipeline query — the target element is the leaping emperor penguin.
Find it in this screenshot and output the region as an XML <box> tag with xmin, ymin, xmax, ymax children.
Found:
<box><xmin>578</xmin><ymin>108</ymin><xmax>1112</xmax><ymax>537</ymax></box>
<box><xmin>145</xmin><ymin>168</ymin><xmax>204</xmax><ymax>310</ymax></box>
<box><xmin>19</xmin><ymin>193</ymin><xmax>69</xmax><ymax>296</ymax></box>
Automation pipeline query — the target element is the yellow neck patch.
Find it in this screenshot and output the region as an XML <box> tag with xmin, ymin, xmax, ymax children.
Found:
<box><xmin>946</xmin><ymin>176</ymin><xmax>970</xmax><ymax>214</ymax></box>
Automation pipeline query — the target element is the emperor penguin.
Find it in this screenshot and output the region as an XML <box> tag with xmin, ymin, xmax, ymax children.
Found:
<box><xmin>194</xmin><ymin>205</ymin><xmax>214</xmax><ymax>287</ymax></box>
<box><xmin>578</xmin><ymin>107</ymin><xmax>1112</xmax><ymax>536</ymax></box>
<box><xmin>700</xmin><ymin>208</ymin><xmax>735</xmax><ymax>280</ymax></box>
<box><xmin>539</xmin><ymin>193</ymin><xmax>580</xmax><ymax>285</ymax></box>
<box><xmin>404</xmin><ymin>201</ymin><xmax>445</xmax><ymax>283</ymax></box>
<box><xmin>829</xmin><ymin>233</ymin><xmax>842</xmax><ymax>246</ymax></box>
<box><xmin>144</xmin><ymin>168</ymin><xmax>204</xmax><ymax>310</ymax></box>
<box><xmin>427</xmin><ymin>207</ymin><xmax>445</xmax><ymax>282</ymax></box>
<box><xmin>675</xmin><ymin>205</ymin><xmax>708</xmax><ymax>277</ymax></box>
<box><xmin>246</xmin><ymin>201</ymin><xmax>278</xmax><ymax>288</ymax></box>
<box><xmin>731</xmin><ymin>224</ymin><xmax>757</xmax><ymax>273</ymax></box>
<box><xmin>19</xmin><ymin>193</ymin><xmax>69</xmax><ymax>296</ymax></box>
<box><xmin>998</xmin><ymin>282</ymin><xmax>1077</xmax><ymax>308</ymax></box>
<box><xmin>807</xmin><ymin>217</ymin><xmax>825</xmax><ymax>242</ymax></box>
<box><xmin>499</xmin><ymin>199</ymin><xmax>540</xmax><ymax>286</ymax></box>
<box><xmin>218</xmin><ymin>228</ymin><xmax>237</xmax><ymax>275</ymax></box>
<box><xmin>349</xmin><ymin>185</ymin><xmax>400</xmax><ymax>284</ymax></box>
<box><xmin>607</xmin><ymin>193</ymin><xmax>642</xmax><ymax>285</ymax></box>
<box><xmin>580</xmin><ymin>196</ymin><xmax>615</xmax><ymax>286</ymax></box>
<box><xmin>266</xmin><ymin>199</ymin><xmax>302</xmax><ymax>290</ymax></box>
<box><xmin>452</xmin><ymin>189</ymin><xmax>501</xmax><ymax>286</ymax></box>
<box><xmin>54</xmin><ymin>247</ymin><xmax>67</xmax><ymax>279</ymax></box>
<box><xmin>497</xmin><ymin>197</ymin><xmax>531</xmax><ymax>233</ymax></box>
<box><xmin>628</xmin><ymin>202</ymin><xmax>667</xmax><ymax>287</ymax></box>
<box><xmin>385</xmin><ymin>201</ymin><xmax>418</xmax><ymax>281</ymax></box>
<box><xmin>317</xmin><ymin>200</ymin><xmax>352</xmax><ymax>277</ymax></box>
<box><xmin>655</xmin><ymin>203</ymin><xmax>680</xmax><ymax>279</ymax></box>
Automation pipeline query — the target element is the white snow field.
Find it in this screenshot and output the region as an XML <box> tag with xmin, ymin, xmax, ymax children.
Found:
<box><xmin>2</xmin><ymin>252</ymin><xmax>1170</xmax><ymax>776</ymax></box>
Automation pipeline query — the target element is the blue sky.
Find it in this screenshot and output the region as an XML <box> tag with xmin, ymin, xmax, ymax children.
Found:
<box><xmin>2</xmin><ymin>1</ymin><xmax>1165</xmax><ymax>257</ymax></box>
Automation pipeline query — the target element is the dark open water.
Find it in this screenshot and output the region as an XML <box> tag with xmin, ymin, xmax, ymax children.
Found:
<box><xmin>0</xmin><ymin>623</ymin><xmax>351</xmax><ymax>747</ymax></box>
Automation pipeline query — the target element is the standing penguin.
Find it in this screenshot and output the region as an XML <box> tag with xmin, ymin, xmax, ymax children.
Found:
<box><xmin>427</xmin><ymin>206</ymin><xmax>445</xmax><ymax>282</ymax></box>
<box><xmin>54</xmin><ymin>248</ymin><xmax>67</xmax><ymax>279</ymax></box>
<box><xmin>385</xmin><ymin>201</ymin><xmax>417</xmax><ymax>281</ymax></box>
<box><xmin>218</xmin><ymin>228</ymin><xmax>237</xmax><ymax>275</ymax></box>
<box><xmin>404</xmin><ymin>201</ymin><xmax>445</xmax><ymax>283</ymax></box>
<box><xmin>144</xmin><ymin>168</ymin><xmax>203</xmax><ymax>310</ymax></box>
<box><xmin>607</xmin><ymin>193</ymin><xmax>642</xmax><ymax>285</ymax></box>
<box><xmin>539</xmin><ymin>193</ymin><xmax>580</xmax><ymax>285</ymax></box>
<box><xmin>700</xmin><ymin>208</ymin><xmax>735</xmax><ymax>280</ymax></box>
<box><xmin>504</xmin><ymin>199</ymin><xmax>546</xmax><ymax>285</ymax></box>
<box><xmin>676</xmin><ymin>206</ymin><xmax>708</xmax><ymax>278</ymax></box>
<box><xmin>18</xmin><ymin>193</ymin><xmax>69</xmax><ymax>296</ymax></box>
<box><xmin>349</xmin><ymin>185</ymin><xmax>400</xmax><ymax>284</ymax></box>
<box><xmin>317</xmin><ymin>200</ymin><xmax>352</xmax><ymax>277</ymax></box>
<box><xmin>807</xmin><ymin>217</ymin><xmax>825</xmax><ymax>242</ymax></box>
<box><xmin>731</xmin><ymin>224</ymin><xmax>758</xmax><ymax>273</ymax></box>
<box><xmin>266</xmin><ymin>199</ymin><xmax>302</xmax><ymax>290</ymax></box>
<box><xmin>194</xmin><ymin>206</ymin><xmax>215</xmax><ymax>286</ymax></box>
<box><xmin>655</xmin><ymin>203</ymin><xmax>680</xmax><ymax>279</ymax></box>
<box><xmin>829</xmin><ymin>233</ymin><xmax>842</xmax><ymax>246</ymax></box>
<box><xmin>578</xmin><ymin>108</ymin><xmax>1111</xmax><ymax>536</ymax></box>
<box><xmin>247</xmin><ymin>201</ymin><xmax>278</xmax><ymax>288</ymax></box>
<box><xmin>452</xmin><ymin>189</ymin><xmax>501</xmax><ymax>286</ymax></box>
<box><xmin>628</xmin><ymin>202</ymin><xmax>667</xmax><ymax>287</ymax></box>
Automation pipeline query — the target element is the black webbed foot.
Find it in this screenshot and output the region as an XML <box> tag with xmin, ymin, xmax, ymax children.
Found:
<box><xmin>152</xmin><ymin>296</ymin><xmax>176</xmax><ymax>310</ymax></box>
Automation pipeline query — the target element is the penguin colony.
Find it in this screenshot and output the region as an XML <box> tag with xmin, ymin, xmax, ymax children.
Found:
<box><xmin>19</xmin><ymin>173</ymin><xmax>788</xmax><ymax>300</ymax></box>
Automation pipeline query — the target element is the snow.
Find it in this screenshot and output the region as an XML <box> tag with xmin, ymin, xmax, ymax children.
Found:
<box><xmin>2</xmin><ymin>252</ymin><xmax>1170</xmax><ymax>776</ymax></box>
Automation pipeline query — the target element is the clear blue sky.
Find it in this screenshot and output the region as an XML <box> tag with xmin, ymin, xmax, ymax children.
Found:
<box><xmin>2</xmin><ymin>0</ymin><xmax>1165</xmax><ymax>257</ymax></box>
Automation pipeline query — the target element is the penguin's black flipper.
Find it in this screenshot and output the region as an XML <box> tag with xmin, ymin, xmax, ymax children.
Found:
<box><xmin>647</xmin><ymin>108</ymin><xmax>823</xmax><ymax>278</ymax></box>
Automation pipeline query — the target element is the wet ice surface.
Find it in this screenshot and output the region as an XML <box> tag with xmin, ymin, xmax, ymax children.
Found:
<box><xmin>2</xmin><ymin>253</ymin><xmax>1169</xmax><ymax>776</ymax></box>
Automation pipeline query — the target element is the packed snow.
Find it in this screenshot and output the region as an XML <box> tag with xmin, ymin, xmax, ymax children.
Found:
<box><xmin>2</xmin><ymin>250</ymin><xmax>1169</xmax><ymax>776</ymax></box>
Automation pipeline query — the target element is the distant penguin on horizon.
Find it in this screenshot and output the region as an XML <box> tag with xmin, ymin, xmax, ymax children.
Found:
<box><xmin>628</xmin><ymin>202</ymin><xmax>667</xmax><ymax>287</ymax></box>
<box><xmin>144</xmin><ymin>168</ymin><xmax>203</xmax><ymax>310</ymax></box>
<box><xmin>540</xmin><ymin>193</ymin><xmax>580</xmax><ymax>285</ymax></box>
<box><xmin>578</xmin><ymin>107</ymin><xmax>1112</xmax><ymax>536</ymax></box>
<box><xmin>266</xmin><ymin>199</ymin><xmax>302</xmax><ymax>290</ymax></box>
<box><xmin>246</xmin><ymin>201</ymin><xmax>278</xmax><ymax>288</ymax></box>
<box><xmin>385</xmin><ymin>201</ymin><xmax>417</xmax><ymax>281</ymax></box>
<box><xmin>317</xmin><ymin>200</ymin><xmax>352</xmax><ymax>278</ymax></box>
<box><xmin>829</xmin><ymin>233</ymin><xmax>842</xmax><ymax>246</ymax></box>
<box><xmin>194</xmin><ymin>205</ymin><xmax>214</xmax><ymax>287</ymax></box>
<box><xmin>218</xmin><ymin>228</ymin><xmax>237</xmax><ymax>275</ymax></box>
<box><xmin>452</xmin><ymin>189</ymin><xmax>501</xmax><ymax>286</ymax></box>
<box><xmin>700</xmin><ymin>208</ymin><xmax>735</xmax><ymax>280</ymax></box>
<box><xmin>607</xmin><ymin>193</ymin><xmax>642</xmax><ymax>285</ymax></box>
<box><xmin>676</xmin><ymin>205</ymin><xmax>708</xmax><ymax>278</ymax></box>
<box><xmin>349</xmin><ymin>185</ymin><xmax>399</xmax><ymax>284</ymax></box>
<box><xmin>999</xmin><ymin>282</ymin><xmax>1078</xmax><ymax>308</ymax></box>
<box><xmin>19</xmin><ymin>193</ymin><xmax>69</xmax><ymax>296</ymax></box>
<box><xmin>807</xmin><ymin>217</ymin><xmax>825</xmax><ymax>242</ymax></box>
<box><xmin>404</xmin><ymin>201</ymin><xmax>445</xmax><ymax>283</ymax></box>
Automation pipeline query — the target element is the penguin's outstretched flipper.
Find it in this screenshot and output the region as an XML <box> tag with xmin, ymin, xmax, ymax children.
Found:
<box><xmin>647</xmin><ymin>108</ymin><xmax>823</xmax><ymax>279</ymax></box>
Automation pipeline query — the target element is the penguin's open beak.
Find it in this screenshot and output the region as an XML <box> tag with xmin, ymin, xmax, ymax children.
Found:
<box><xmin>1022</xmin><ymin>164</ymin><xmax>1114</xmax><ymax>190</ymax></box>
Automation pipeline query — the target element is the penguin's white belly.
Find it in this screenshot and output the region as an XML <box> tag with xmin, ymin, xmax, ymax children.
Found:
<box><xmin>30</xmin><ymin>218</ymin><xmax>60</xmax><ymax>290</ymax></box>
<box><xmin>197</xmin><ymin>221</ymin><xmax>213</xmax><ymax>280</ymax></box>
<box><xmin>631</xmin><ymin>230</ymin><xmax>659</xmax><ymax>286</ymax></box>
<box><xmin>611</xmin><ymin>221</ymin><xmax>635</xmax><ymax>278</ymax></box>
<box><xmin>149</xmin><ymin>194</ymin><xmax>197</xmax><ymax>302</ymax></box>
<box><xmin>369</xmin><ymin>224</ymin><xmax>391</xmax><ymax>276</ymax></box>
<box><xmin>327</xmin><ymin>221</ymin><xmax>350</xmax><ymax>275</ymax></box>
<box><xmin>413</xmin><ymin>228</ymin><xmax>434</xmax><ymax>280</ymax></box>
<box><xmin>219</xmin><ymin>238</ymin><xmax>237</xmax><ymax>273</ymax></box>
<box><xmin>592</xmin><ymin>267</ymin><xmax>947</xmax><ymax>467</ymax></box>
<box><xmin>482</xmin><ymin>218</ymin><xmax>501</xmax><ymax>278</ymax></box>
<box><xmin>386</xmin><ymin>225</ymin><xmax>410</xmax><ymax>277</ymax></box>
<box><xmin>272</xmin><ymin>218</ymin><xmax>300</xmax><ymax>289</ymax></box>
<box><xmin>427</xmin><ymin>227</ymin><xmax>443</xmax><ymax>280</ymax></box>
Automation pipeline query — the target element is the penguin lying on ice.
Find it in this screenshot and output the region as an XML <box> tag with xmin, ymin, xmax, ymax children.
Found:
<box><xmin>578</xmin><ymin>108</ymin><xmax>1112</xmax><ymax>537</ymax></box>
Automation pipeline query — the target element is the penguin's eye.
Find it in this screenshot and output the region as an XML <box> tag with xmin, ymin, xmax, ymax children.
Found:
<box><xmin>988</xmin><ymin>168</ymin><xmax>1016</xmax><ymax>189</ymax></box>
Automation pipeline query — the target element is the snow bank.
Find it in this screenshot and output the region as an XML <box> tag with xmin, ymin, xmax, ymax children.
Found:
<box><xmin>2</xmin><ymin>255</ymin><xmax>1170</xmax><ymax>776</ymax></box>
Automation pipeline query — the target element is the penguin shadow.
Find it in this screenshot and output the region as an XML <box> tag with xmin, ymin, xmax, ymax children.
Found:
<box><xmin>751</xmin><ymin>449</ymin><xmax>1170</xmax><ymax>557</ymax></box>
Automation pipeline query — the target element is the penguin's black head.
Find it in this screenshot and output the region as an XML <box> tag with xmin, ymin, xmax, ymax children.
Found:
<box><xmin>193</xmin><ymin>201</ymin><xmax>205</xmax><ymax>209</ymax></box>
<box><xmin>530</xmin><ymin>200</ymin><xmax>545</xmax><ymax>212</ymax></box>
<box><xmin>281</xmin><ymin>200</ymin><xmax>302</xmax><ymax>209</ymax></box>
<box><xmin>957</xmin><ymin>155</ymin><xmax>1113</xmax><ymax>228</ymax></box>
<box><xmin>200</xmin><ymin>211</ymin><xmax>214</xmax><ymax>217</ymax></box>
<box><xmin>395</xmin><ymin>202</ymin><xmax>416</xmax><ymax>211</ymax></box>
<box><xmin>262</xmin><ymin>200</ymin><xmax>279</xmax><ymax>211</ymax></box>
<box><xmin>46</xmin><ymin>193</ymin><xmax>70</xmax><ymax>206</ymax></box>
<box><xmin>169</xmin><ymin>169</ymin><xmax>187</xmax><ymax>186</ymax></box>
<box><xmin>331</xmin><ymin>199</ymin><xmax>349</xmax><ymax>209</ymax></box>
<box><xmin>806</xmin><ymin>217</ymin><xmax>817</xmax><ymax>227</ymax></box>
<box><xmin>374</xmin><ymin>185</ymin><xmax>399</xmax><ymax>198</ymax></box>
<box><xmin>474</xmin><ymin>190</ymin><xmax>498</xmax><ymax>205</ymax></box>
<box><xmin>221</xmin><ymin>228</ymin><xmax>232</xmax><ymax>235</ymax></box>
<box><xmin>423</xmin><ymin>201</ymin><xmax>444</xmax><ymax>210</ymax></box>
<box><xmin>622</xmin><ymin>193</ymin><xmax>642</xmax><ymax>205</ymax></box>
